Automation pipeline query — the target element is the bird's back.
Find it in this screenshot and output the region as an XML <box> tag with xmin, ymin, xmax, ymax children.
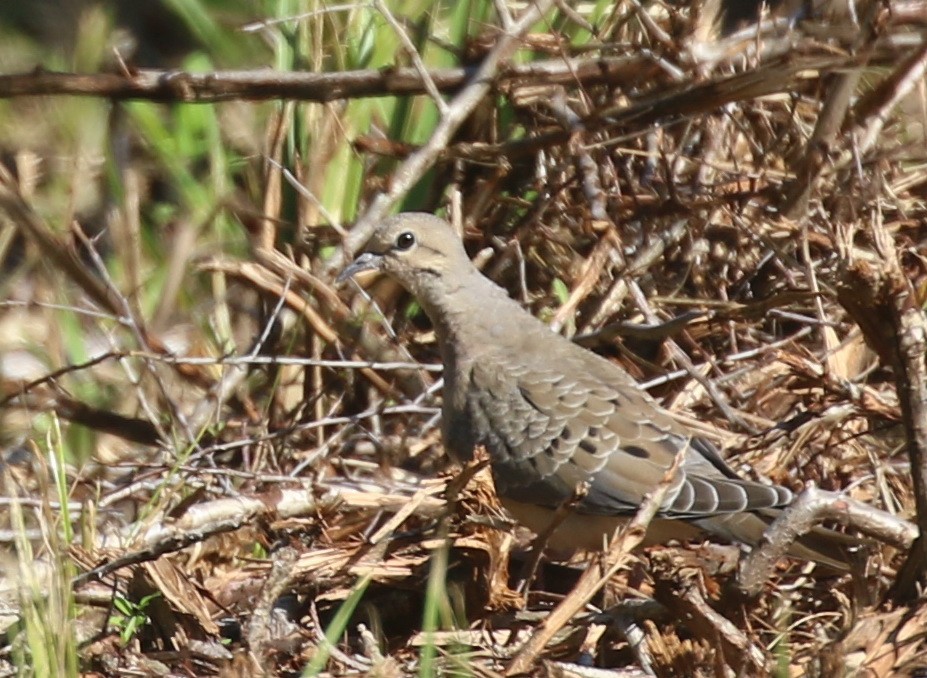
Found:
<box><xmin>438</xmin><ymin>274</ymin><xmax>792</xmax><ymax>523</ymax></box>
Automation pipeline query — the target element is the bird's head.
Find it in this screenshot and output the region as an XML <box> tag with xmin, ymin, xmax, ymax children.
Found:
<box><xmin>337</xmin><ymin>213</ymin><xmax>469</xmax><ymax>297</ymax></box>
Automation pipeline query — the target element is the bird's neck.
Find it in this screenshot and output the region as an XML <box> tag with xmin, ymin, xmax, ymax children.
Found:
<box><xmin>415</xmin><ymin>268</ymin><xmax>520</xmax><ymax>362</ymax></box>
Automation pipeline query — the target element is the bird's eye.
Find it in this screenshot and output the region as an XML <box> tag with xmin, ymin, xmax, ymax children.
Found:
<box><xmin>395</xmin><ymin>231</ymin><xmax>416</xmax><ymax>251</ymax></box>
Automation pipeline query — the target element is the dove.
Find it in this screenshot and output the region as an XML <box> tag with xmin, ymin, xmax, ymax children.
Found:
<box><xmin>338</xmin><ymin>213</ymin><xmax>848</xmax><ymax>567</ymax></box>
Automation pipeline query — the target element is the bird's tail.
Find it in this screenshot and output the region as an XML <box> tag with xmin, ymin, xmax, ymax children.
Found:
<box><xmin>695</xmin><ymin>512</ymin><xmax>860</xmax><ymax>571</ymax></box>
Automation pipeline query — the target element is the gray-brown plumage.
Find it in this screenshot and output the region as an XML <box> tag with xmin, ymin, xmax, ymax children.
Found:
<box><xmin>338</xmin><ymin>213</ymin><xmax>846</xmax><ymax>566</ymax></box>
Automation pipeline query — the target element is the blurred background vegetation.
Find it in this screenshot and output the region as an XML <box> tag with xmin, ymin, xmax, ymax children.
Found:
<box><xmin>0</xmin><ymin>0</ymin><xmax>485</xmax><ymax>456</ymax></box>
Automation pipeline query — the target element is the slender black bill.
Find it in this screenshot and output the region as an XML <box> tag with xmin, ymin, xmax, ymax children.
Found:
<box><xmin>336</xmin><ymin>252</ymin><xmax>383</xmax><ymax>284</ymax></box>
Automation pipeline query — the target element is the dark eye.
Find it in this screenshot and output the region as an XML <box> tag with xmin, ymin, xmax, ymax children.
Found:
<box><xmin>395</xmin><ymin>231</ymin><xmax>415</xmax><ymax>251</ymax></box>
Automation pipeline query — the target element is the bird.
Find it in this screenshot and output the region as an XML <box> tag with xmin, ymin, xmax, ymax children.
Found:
<box><xmin>337</xmin><ymin>213</ymin><xmax>848</xmax><ymax>567</ymax></box>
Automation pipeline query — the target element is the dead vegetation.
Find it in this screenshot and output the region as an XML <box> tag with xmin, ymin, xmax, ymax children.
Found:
<box><xmin>2</xmin><ymin>0</ymin><xmax>927</xmax><ymax>675</ymax></box>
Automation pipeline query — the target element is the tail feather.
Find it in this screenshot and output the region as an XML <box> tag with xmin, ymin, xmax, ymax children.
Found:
<box><xmin>695</xmin><ymin>512</ymin><xmax>860</xmax><ymax>571</ymax></box>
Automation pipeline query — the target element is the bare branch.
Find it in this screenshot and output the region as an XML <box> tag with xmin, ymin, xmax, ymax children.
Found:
<box><xmin>0</xmin><ymin>56</ymin><xmax>653</xmax><ymax>103</ymax></box>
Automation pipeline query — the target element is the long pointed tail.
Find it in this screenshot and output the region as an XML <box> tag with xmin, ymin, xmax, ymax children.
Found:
<box><xmin>695</xmin><ymin>512</ymin><xmax>860</xmax><ymax>571</ymax></box>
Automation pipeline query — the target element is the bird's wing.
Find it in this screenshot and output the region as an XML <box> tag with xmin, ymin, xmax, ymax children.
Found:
<box><xmin>468</xmin><ymin>354</ymin><xmax>790</xmax><ymax>518</ymax></box>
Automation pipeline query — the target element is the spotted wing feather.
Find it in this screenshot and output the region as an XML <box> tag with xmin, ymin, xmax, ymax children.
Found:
<box><xmin>467</xmin><ymin>351</ymin><xmax>790</xmax><ymax>519</ymax></box>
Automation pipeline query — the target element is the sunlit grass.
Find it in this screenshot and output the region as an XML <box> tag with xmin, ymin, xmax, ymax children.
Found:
<box><xmin>9</xmin><ymin>424</ymin><xmax>79</xmax><ymax>677</ymax></box>
<box><xmin>301</xmin><ymin>573</ymin><xmax>373</xmax><ymax>676</ymax></box>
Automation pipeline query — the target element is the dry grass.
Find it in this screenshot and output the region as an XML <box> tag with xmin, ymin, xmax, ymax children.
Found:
<box><xmin>1</xmin><ymin>0</ymin><xmax>927</xmax><ymax>675</ymax></box>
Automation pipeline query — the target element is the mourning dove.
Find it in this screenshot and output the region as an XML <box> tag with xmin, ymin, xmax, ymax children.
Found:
<box><xmin>338</xmin><ymin>213</ymin><xmax>847</xmax><ymax>567</ymax></box>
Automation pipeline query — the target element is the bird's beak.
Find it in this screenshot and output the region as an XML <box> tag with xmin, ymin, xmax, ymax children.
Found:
<box><xmin>336</xmin><ymin>251</ymin><xmax>383</xmax><ymax>284</ymax></box>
